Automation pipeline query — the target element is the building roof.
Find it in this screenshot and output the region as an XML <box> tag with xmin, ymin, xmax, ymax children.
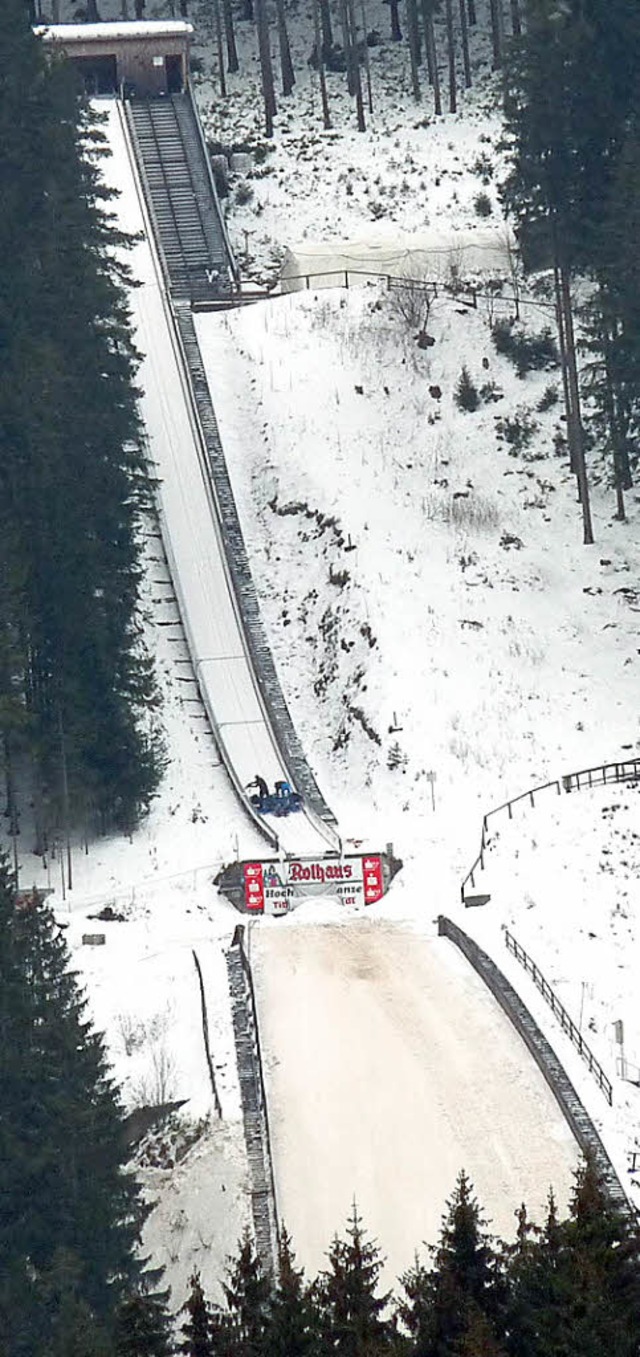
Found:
<box><xmin>36</xmin><ymin>20</ymin><xmax>193</xmax><ymax>45</ymax></box>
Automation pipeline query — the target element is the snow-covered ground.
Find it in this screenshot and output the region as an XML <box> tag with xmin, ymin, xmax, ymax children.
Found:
<box><xmin>19</xmin><ymin>0</ymin><xmax>640</xmax><ymax>1308</ymax></box>
<box><xmin>252</xmin><ymin>915</ymin><xmax>579</xmax><ymax>1288</ymax></box>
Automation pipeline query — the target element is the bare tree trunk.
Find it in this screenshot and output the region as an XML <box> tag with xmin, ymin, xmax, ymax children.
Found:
<box><xmin>212</xmin><ymin>0</ymin><xmax>227</xmax><ymax>96</ymax></box>
<box><xmin>338</xmin><ymin>0</ymin><xmax>356</xmax><ymax>95</ymax></box>
<box><xmin>274</xmin><ymin>0</ymin><xmax>295</xmax><ymax>95</ymax></box>
<box><xmin>553</xmin><ymin>261</ymin><xmax>573</xmax><ymax>468</ymax></box>
<box><xmin>406</xmin><ymin>0</ymin><xmax>422</xmax><ymax>100</ymax></box>
<box><xmin>510</xmin><ymin>0</ymin><xmax>522</xmax><ymax>36</ymax></box>
<box><xmin>360</xmin><ymin>0</ymin><xmax>374</xmax><ymax>114</ymax></box>
<box><xmin>58</xmin><ymin>704</ymin><xmax>72</xmax><ymax>893</ymax></box>
<box><xmin>422</xmin><ymin>1</ymin><xmax>442</xmax><ymax>114</ymax></box>
<box><xmin>389</xmin><ymin>0</ymin><xmax>402</xmax><ymax>41</ymax></box>
<box><xmin>319</xmin><ymin>0</ymin><xmax>334</xmax><ymax>53</ymax></box>
<box><xmin>313</xmin><ymin>0</ymin><xmax>332</xmax><ymax>126</ymax></box>
<box><xmin>221</xmin><ymin>0</ymin><xmax>239</xmax><ymax>72</ymax></box>
<box><xmin>599</xmin><ymin>308</ymin><xmax>632</xmax><ymax>517</ymax></box>
<box><xmin>445</xmin><ymin>0</ymin><xmax>456</xmax><ymax>112</ymax></box>
<box><xmin>3</xmin><ymin>735</ymin><xmax>19</xmax><ymax>889</ymax></box>
<box><xmin>467</xmin><ymin>0</ymin><xmax>477</xmax><ymax>23</ymax></box>
<box><xmin>459</xmin><ymin>0</ymin><xmax>471</xmax><ymax>86</ymax></box>
<box><xmin>255</xmin><ymin>0</ymin><xmax>277</xmax><ymax>136</ymax></box>
<box><xmin>346</xmin><ymin>0</ymin><xmax>366</xmax><ymax>129</ymax></box>
<box><xmin>489</xmin><ymin>0</ymin><xmax>505</xmax><ymax>69</ymax></box>
<box><xmin>554</xmin><ymin>248</ymin><xmax>593</xmax><ymax>544</ymax></box>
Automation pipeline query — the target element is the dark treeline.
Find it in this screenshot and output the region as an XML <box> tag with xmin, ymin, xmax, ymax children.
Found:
<box><xmin>502</xmin><ymin>0</ymin><xmax>640</xmax><ymax>539</ymax></box>
<box><xmin>203</xmin><ymin>0</ymin><xmax>522</xmax><ymax>132</ymax></box>
<box><xmin>179</xmin><ymin>1163</ymin><xmax>640</xmax><ymax>1357</ymax></box>
<box><xmin>1</xmin><ymin>0</ymin><xmax>164</xmax><ymax>866</ymax></box>
<box><xmin>2</xmin><ymin>848</ymin><xmax>640</xmax><ymax>1354</ymax></box>
<box><xmin>0</xmin><ymin>853</ymin><xmax>169</xmax><ymax>1356</ymax></box>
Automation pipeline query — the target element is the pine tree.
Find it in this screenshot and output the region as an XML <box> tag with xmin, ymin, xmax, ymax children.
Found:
<box><xmin>265</xmin><ymin>1227</ymin><xmax>319</xmax><ymax>1357</ymax></box>
<box><xmin>400</xmin><ymin>1171</ymin><xmax>506</xmax><ymax>1356</ymax></box>
<box><xmin>114</xmin><ymin>1293</ymin><xmax>173</xmax><ymax>1357</ymax></box>
<box><xmin>316</xmin><ymin>1202</ymin><xmax>392</xmax><ymax>1356</ymax></box>
<box><xmin>223</xmin><ymin>1230</ymin><xmax>272</xmax><ymax>1357</ymax></box>
<box><xmin>0</xmin><ymin>856</ymin><xmax>146</xmax><ymax>1334</ymax></box>
<box><xmin>180</xmin><ymin>1272</ymin><xmax>231</xmax><ymax>1357</ymax></box>
<box><xmin>557</xmin><ymin>1157</ymin><xmax>640</xmax><ymax>1357</ymax></box>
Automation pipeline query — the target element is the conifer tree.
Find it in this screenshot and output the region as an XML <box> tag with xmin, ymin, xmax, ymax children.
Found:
<box><xmin>180</xmin><ymin>1272</ymin><xmax>231</xmax><ymax>1357</ymax></box>
<box><xmin>400</xmin><ymin>1171</ymin><xmax>506</xmax><ymax>1356</ymax></box>
<box><xmin>114</xmin><ymin>1293</ymin><xmax>174</xmax><ymax>1357</ymax></box>
<box><xmin>316</xmin><ymin>1202</ymin><xmax>392</xmax><ymax>1355</ymax></box>
<box><xmin>557</xmin><ymin>1157</ymin><xmax>640</xmax><ymax>1357</ymax></box>
<box><xmin>222</xmin><ymin>1230</ymin><xmax>272</xmax><ymax>1357</ymax></box>
<box><xmin>0</xmin><ymin>855</ymin><xmax>146</xmax><ymax>1337</ymax></box>
<box><xmin>265</xmin><ymin>1227</ymin><xmax>319</xmax><ymax>1357</ymax></box>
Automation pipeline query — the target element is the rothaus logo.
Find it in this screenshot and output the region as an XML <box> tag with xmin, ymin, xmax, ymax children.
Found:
<box><xmin>289</xmin><ymin>861</ymin><xmax>354</xmax><ymax>884</ymax></box>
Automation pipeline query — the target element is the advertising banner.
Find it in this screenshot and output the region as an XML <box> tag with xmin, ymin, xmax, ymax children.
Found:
<box><xmin>242</xmin><ymin>854</ymin><xmax>384</xmax><ymax>915</ymax></box>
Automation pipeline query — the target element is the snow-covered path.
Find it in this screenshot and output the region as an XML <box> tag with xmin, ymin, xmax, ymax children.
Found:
<box><xmin>252</xmin><ymin>918</ymin><xmax>579</xmax><ymax>1285</ymax></box>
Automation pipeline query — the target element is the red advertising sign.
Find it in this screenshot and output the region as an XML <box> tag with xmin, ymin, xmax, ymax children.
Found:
<box><xmin>243</xmin><ymin>861</ymin><xmax>265</xmax><ymax>912</ymax></box>
<box><xmin>242</xmin><ymin>854</ymin><xmax>385</xmax><ymax>914</ymax></box>
<box><xmin>363</xmin><ymin>855</ymin><xmax>384</xmax><ymax>904</ymax></box>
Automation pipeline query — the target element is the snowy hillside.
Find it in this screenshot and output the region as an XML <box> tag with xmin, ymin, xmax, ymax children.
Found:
<box><xmin>23</xmin><ymin>0</ymin><xmax>640</xmax><ymax>1309</ymax></box>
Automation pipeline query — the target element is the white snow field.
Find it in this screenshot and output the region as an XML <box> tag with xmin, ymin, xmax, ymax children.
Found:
<box><xmin>252</xmin><ymin>916</ymin><xmax>579</xmax><ymax>1286</ymax></box>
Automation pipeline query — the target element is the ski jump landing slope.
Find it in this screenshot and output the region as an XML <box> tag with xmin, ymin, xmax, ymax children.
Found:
<box><xmin>252</xmin><ymin>919</ymin><xmax>580</xmax><ymax>1286</ymax></box>
<box><xmin>96</xmin><ymin>98</ymin><xmax>335</xmax><ymax>857</ymax></box>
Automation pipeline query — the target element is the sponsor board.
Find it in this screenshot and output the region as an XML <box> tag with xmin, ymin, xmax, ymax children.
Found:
<box><xmin>242</xmin><ymin>854</ymin><xmax>384</xmax><ymax>915</ymax></box>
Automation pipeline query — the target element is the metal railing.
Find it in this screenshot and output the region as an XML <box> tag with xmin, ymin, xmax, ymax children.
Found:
<box><xmin>562</xmin><ymin>758</ymin><xmax>640</xmax><ymax>793</ymax></box>
<box><xmin>461</xmin><ymin>779</ymin><xmax>560</xmax><ymax>899</ymax></box>
<box><xmin>461</xmin><ymin>759</ymin><xmax>640</xmax><ymax>900</ymax></box>
<box><xmin>438</xmin><ymin>917</ymin><xmax>630</xmax><ymax>1215</ymax></box>
<box><xmin>504</xmin><ymin>928</ymin><xmax>613</xmax><ymax>1105</ymax></box>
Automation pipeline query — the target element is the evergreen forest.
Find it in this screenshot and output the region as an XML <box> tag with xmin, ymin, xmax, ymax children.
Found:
<box><xmin>0</xmin><ymin>0</ymin><xmax>164</xmax><ymax>866</ymax></box>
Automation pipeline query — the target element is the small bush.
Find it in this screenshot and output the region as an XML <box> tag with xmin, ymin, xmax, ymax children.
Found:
<box><xmin>253</xmin><ymin>142</ymin><xmax>275</xmax><ymax>164</ymax></box>
<box><xmin>454</xmin><ymin>366</ymin><xmax>480</xmax><ymax>412</ymax></box>
<box><xmin>235</xmin><ymin>181</ymin><xmax>254</xmax><ymax>206</ymax></box>
<box><xmin>387</xmin><ymin>741</ymin><xmax>408</xmax><ymax>772</ymax></box>
<box><xmin>495</xmin><ymin>406</ymin><xmax>540</xmax><ymax>454</ymax></box>
<box><xmin>479</xmin><ymin>380</ymin><xmax>503</xmax><ymax>404</ymax></box>
<box><xmin>471</xmin><ymin>152</ymin><xmax>494</xmax><ymax>182</ymax></box>
<box><xmin>537</xmin><ymin>383</ymin><xmax>560</xmax><ymax>412</ymax></box>
<box><xmin>492</xmin><ymin>319</ymin><xmax>559</xmax><ymax>377</ymax></box>
<box><xmin>473</xmin><ymin>191</ymin><xmax>493</xmax><ymax>218</ymax></box>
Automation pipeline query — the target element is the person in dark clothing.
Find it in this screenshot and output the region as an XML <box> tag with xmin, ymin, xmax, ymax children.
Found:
<box><xmin>247</xmin><ymin>774</ymin><xmax>269</xmax><ymax>800</ymax></box>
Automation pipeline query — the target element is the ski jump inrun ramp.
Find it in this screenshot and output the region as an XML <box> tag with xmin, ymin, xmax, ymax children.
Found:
<box><xmin>97</xmin><ymin>97</ymin><xmax>336</xmax><ymax>858</ymax></box>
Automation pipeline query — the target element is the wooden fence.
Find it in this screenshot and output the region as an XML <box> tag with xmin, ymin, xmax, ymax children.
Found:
<box><xmin>503</xmin><ymin>928</ymin><xmax>613</xmax><ymax>1105</ymax></box>
<box><xmin>461</xmin><ymin>758</ymin><xmax>640</xmax><ymax>901</ymax></box>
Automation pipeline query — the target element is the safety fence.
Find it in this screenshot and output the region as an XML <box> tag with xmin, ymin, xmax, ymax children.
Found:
<box><xmin>562</xmin><ymin>758</ymin><xmax>640</xmax><ymax>794</ymax></box>
<box><xmin>271</xmin><ymin>269</ymin><xmax>556</xmax><ymax>323</ymax></box>
<box><xmin>503</xmin><ymin>929</ymin><xmax>612</xmax><ymax>1105</ymax></box>
<box><xmin>461</xmin><ymin>779</ymin><xmax>560</xmax><ymax>899</ymax></box>
<box><xmin>191</xmin><ymin>950</ymin><xmax>223</xmax><ymax>1119</ymax></box>
<box><xmin>438</xmin><ymin>916</ymin><xmax>631</xmax><ymax>1217</ymax></box>
<box><xmin>461</xmin><ymin>758</ymin><xmax>640</xmax><ymax>901</ymax></box>
<box><xmin>225</xmin><ymin>926</ymin><xmax>279</xmax><ymax>1275</ymax></box>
